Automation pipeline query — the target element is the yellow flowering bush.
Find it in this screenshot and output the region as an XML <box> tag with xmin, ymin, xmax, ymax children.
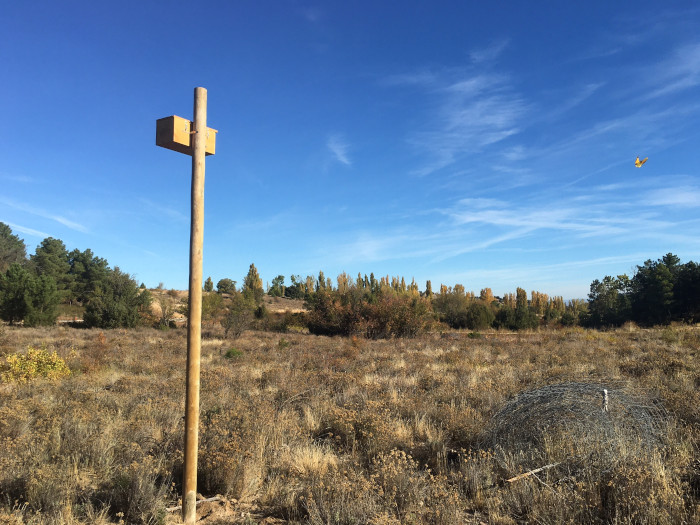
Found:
<box><xmin>2</xmin><ymin>345</ymin><xmax>71</xmax><ymax>383</ymax></box>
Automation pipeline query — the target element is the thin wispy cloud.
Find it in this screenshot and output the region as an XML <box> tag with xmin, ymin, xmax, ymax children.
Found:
<box><xmin>327</xmin><ymin>135</ymin><xmax>351</xmax><ymax>165</ymax></box>
<box><xmin>0</xmin><ymin>197</ymin><xmax>89</xmax><ymax>233</ymax></box>
<box><xmin>595</xmin><ymin>182</ymin><xmax>633</xmax><ymax>192</ymax></box>
<box><xmin>233</xmin><ymin>210</ymin><xmax>300</xmax><ymax>232</ymax></box>
<box><xmin>139</xmin><ymin>198</ymin><xmax>187</xmax><ymax>223</ymax></box>
<box><xmin>522</xmin><ymin>102</ymin><xmax>698</xmax><ymax>180</ymax></box>
<box><xmin>572</xmin><ymin>46</ymin><xmax>622</xmax><ymax>62</ymax></box>
<box><xmin>299</xmin><ymin>6</ymin><xmax>323</xmax><ymax>23</ymax></box>
<box><xmin>0</xmin><ymin>173</ymin><xmax>35</xmax><ymax>184</ymax></box>
<box><xmin>431</xmin><ymin>227</ymin><xmax>538</xmax><ymax>262</ymax></box>
<box><xmin>436</xmin><ymin>252</ymin><xmax>653</xmax><ymax>295</ymax></box>
<box><xmin>644</xmin><ymin>41</ymin><xmax>700</xmax><ymax>99</ymax></box>
<box><xmin>323</xmin><ymin>195</ymin><xmax>672</xmax><ymax>269</ymax></box>
<box><xmin>542</xmin><ymin>82</ymin><xmax>605</xmax><ymax>123</ymax></box>
<box><xmin>644</xmin><ymin>186</ymin><xmax>700</xmax><ymax>207</ymax></box>
<box><xmin>469</xmin><ymin>39</ymin><xmax>509</xmax><ymax>64</ymax></box>
<box><xmin>380</xmin><ymin>70</ymin><xmax>437</xmax><ymax>87</ymax></box>
<box><xmin>409</xmin><ymin>73</ymin><xmax>528</xmax><ymax>176</ymax></box>
<box><xmin>571</xmin><ymin>28</ymin><xmax>650</xmax><ymax>64</ymax></box>
<box><xmin>443</xmin><ymin>195</ymin><xmax>680</xmax><ymax>245</ymax></box>
<box><xmin>502</xmin><ymin>145</ymin><xmax>528</xmax><ymax>162</ymax></box>
<box><xmin>3</xmin><ymin>222</ymin><xmax>49</xmax><ymax>238</ymax></box>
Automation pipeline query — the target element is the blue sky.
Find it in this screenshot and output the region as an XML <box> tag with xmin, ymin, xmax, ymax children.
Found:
<box><xmin>2</xmin><ymin>2</ymin><xmax>700</xmax><ymax>300</ymax></box>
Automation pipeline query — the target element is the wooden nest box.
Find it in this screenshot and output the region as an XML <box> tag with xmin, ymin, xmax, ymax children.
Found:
<box><xmin>156</xmin><ymin>115</ymin><xmax>217</xmax><ymax>156</ymax></box>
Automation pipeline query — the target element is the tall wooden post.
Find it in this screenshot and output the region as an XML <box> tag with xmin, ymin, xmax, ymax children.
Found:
<box><xmin>155</xmin><ymin>88</ymin><xmax>217</xmax><ymax>525</ymax></box>
<box><xmin>183</xmin><ymin>86</ymin><xmax>207</xmax><ymax>524</ymax></box>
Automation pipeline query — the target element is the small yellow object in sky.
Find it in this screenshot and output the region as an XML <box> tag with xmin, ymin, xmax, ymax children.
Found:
<box><xmin>635</xmin><ymin>156</ymin><xmax>648</xmax><ymax>167</ymax></box>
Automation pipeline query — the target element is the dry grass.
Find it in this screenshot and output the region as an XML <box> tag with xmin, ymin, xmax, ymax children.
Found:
<box><xmin>0</xmin><ymin>324</ymin><xmax>699</xmax><ymax>524</ymax></box>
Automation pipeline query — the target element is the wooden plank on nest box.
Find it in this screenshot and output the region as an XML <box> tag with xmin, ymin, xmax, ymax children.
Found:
<box><xmin>156</xmin><ymin>115</ymin><xmax>216</xmax><ymax>156</ymax></box>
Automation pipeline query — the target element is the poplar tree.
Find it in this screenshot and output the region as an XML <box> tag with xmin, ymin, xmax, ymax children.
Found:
<box><xmin>480</xmin><ymin>288</ymin><xmax>494</xmax><ymax>305</ymax></box>
<box><xmin>305</xmin><ymin>275</ymin><xmax>316</xmax><ymax>295</ymax></box>
<box><xmin>336</xmin><ymin>272</ymin><xmax>350</xmax><ymax>294</ymax></box>
<box><xmin>242</xmin><ymin>263</ymin><xmax>264</xmax><ymax>304</ymax></box>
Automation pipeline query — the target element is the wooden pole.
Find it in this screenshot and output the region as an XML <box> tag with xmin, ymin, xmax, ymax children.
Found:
<box><xmin>183</xmin><ymin>86</ymin><xmax>207</xmax><ymax>525</ymax></box>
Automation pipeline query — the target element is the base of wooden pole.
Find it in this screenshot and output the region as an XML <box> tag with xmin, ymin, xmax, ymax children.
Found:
<box><xmin>182</xmin><ymin>490</ymin><xmax>197</xmax><ymax>524</ymax></box>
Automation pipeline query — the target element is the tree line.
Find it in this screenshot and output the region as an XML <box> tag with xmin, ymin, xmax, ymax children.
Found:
<box><xmin>2</xmin><ymin>223</ymin><xmax>698</xmax><ymax>333</ymax></box>
<box><xmin>0</xmin><ymin>223</ymin><xmax>150</xmax><ymax>327</ymax></box>
<box><xmin>239</xmin><ymin>255</ymin><xmax>698</xmax><ymax>336</ymax></box>
<box><xmin>585</xmin><ymin>253</ymin><xmax>700</xmax><ymax>327</ymax></box>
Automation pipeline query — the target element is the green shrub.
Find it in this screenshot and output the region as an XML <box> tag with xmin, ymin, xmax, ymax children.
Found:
<box><xmin>464</xmin><ymin>301</ymin><xmax>495</xmax><ymax>330</ymax></box>
<box><xmin>224</xmin><ymin>348</ymin><xmax>243</xmax><ymax>359</ymax></box>
<box><xmin>83</xmin><ymin>268</ymin><xmax>150</xmax><ymax>328</ymax></box>
<box><xmin>560</xmin><ymin>310</ymin><xmax>578</xmax><ymax>326</ymax></box>
<box><xmin>221</xmin><ymin>293</ymin><xmax>254</xmax><ymax>339</ymax></box>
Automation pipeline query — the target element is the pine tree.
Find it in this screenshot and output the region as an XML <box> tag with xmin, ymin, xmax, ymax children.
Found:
<box><xmin>1</xmin><ymin>260</ymin><xmax>61</xmax><ymax>326</ymax></box>
<box><xmin>24</xmin><ymin>274</ymin><xmax>61</xmax><ymax>326</ymax></box>
<box><xmin>68</xmin><ymin>248</ymin><xmax>109</xmax><ymax>304</ymax></box>
<box><xmin>0</xmin><ymin>263</ymin><xmax>33</xmax><ymax>324</ymax></box>
<box><xmin>30</xmin><ymin>237</ymin><xmax>71</xmax><ymax>300</ymax></box>
<box><xmin>83</xmin><ymin>268</ymin><xmax>148</xmax><ymax>328</ymax></box>
<box><xmin>0</xmin><ymin>222</ymin><xmax>27</xmax><ymax>274</ymax></box>
<box><xmin>204</xmin><ymin>276</ymin><xmax>214</xmax><ymax>292</ymax></box>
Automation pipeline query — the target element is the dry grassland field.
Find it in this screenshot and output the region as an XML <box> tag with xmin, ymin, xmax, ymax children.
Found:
<box><xmin>0</xmin><ymin>324</ymin><xmax>699</xmax><ymax>524</ymax></box>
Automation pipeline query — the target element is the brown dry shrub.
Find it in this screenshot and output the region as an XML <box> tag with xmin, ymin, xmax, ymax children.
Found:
<box><xmin>372</xmin><ymin>449</ymin><xmax>429</xmax><ymax>518</ymax></box>
<box><xmin>320</xmin><ymin>401</ymin><xmax>406</xmax><ymax>459</ymax></box>
<box><xmin>598</xmin><ymin>452</ymin><xmax>686</xmax><ymax>524</ymax></box>
<box><xmin>0</xmin><ymin>325</ymin><xmax>698</xmax><ymax>524</ymax></box>
<box><xmin>303</xmin><ymin>466</ymin><xmax>381</xmax><ymax>525</ymax></box>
